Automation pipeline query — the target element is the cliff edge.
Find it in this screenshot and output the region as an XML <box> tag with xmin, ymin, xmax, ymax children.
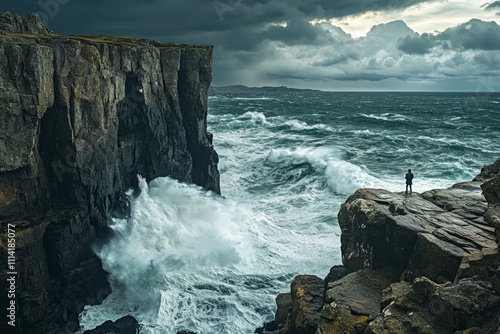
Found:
<box><xmin>0</xmin><ymin>11</ymin><xmax>220</xmax><ymax>333</ymax></box>
<box><xmin>265</xmin><ymin>158</ymin><xmax>500</xmax><ymax>334</ymax></box>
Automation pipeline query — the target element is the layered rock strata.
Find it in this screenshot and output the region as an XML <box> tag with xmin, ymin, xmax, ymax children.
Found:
<box><xmin>267</xmin><ymin>158</ymin><xmax>500</xmax><ymax>334</ymax></box>
<box><xmin>0</xmin><ymin>11</ymin><xmax>220</xmax><ymax>334</ymax></box>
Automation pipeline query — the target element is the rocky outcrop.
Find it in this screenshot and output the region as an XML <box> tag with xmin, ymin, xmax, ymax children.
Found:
<box><xmin>481</xmin><ymin>159</ymin><xmax>500</xmax><ymax>244</ymax></box>
<box><xmin>0</xmin><ymin>11</ymin><xmax>53</xmax><ymax>35</ymax></box>
<box><xmin>0</xmin><ymin>12</ymin><xmax>219</xmax><ymax>334</ymax></box>
<box><xmin>82</xmin><ymin>315</ymin><xmax>140</xmax><ymax>334</ymax></box>
<box><xmin>281</xmin><ymin>275</ymin><xmax>325</xmax><ymax>334</ymax></box>
<box><xmin>340</xmin><ymin>184</ymin><xmax>495</xmax><ymax>282</ymax></box>
<box><xmin>319</xmin><ymin>269</ymin><xmax>395</xmax><ymax>334</ymax></box>
<box><xmin>269</xmin><ymin>159</ymin><xmax>500</xmax><ymax>334</ymax></box>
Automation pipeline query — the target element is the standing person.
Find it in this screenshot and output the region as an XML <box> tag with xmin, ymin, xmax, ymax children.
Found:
<box><xmin>405</xmin><ymin>169</ymin><xmax>414</xmax><ymax>194</ymax></box>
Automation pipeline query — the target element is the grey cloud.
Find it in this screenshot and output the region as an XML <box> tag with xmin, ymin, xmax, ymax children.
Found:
<box><xmin>367</xmin><ymin>20</ymin><xmax>416</xmax><ymax>42</ymax></box>
<box><xmin>398</xmin><ymin>33</ymin><xmax>434</xmax><ymax>54</ymax></box>
<box><xmin>473</xmin><ymin>51</ymin><xmax>500</xmax><ymax>69</ymax></box>
<box><xmin>314</xmin><ymin>50</ymin><xmax>361</xmax><ymax>66</ymax></box>
<box><xmin>439</xmin><ymin>19</ymin><xmax>500</xmax><ymax>50</ymax></box>
<box><xmin>398</xmin><ymin>19</ymin><xmax>500</xmax><ymax>54</ymax></box>
<box><xmin>262</xmin><ymin>19</ymin><xmax>334</xmax><ymax>46</ymax></box>
<box><xmin>287</xmin><ymin>0</ymin><xmax>434</xmax><ymax>18</ymax></box>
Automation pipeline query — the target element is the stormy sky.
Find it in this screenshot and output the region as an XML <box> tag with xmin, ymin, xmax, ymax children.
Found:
<box><xmin>2</xmin><ymin>0</ymin><xmax>500</xmax><ymax>91</ymax></box>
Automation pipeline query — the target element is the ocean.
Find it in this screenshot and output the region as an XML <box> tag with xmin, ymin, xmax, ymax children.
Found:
<box><xmin>79</xmin><ymin>91</ymin><xmax>500</xmax><ymax>333</ymax></box>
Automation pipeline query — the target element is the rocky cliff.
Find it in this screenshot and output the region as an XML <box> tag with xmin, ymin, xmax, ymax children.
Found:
<box><xmin>265</xmin><ymin>158</ymin><xmax>500</xmax><ymax>334</ymax></box>
<box><xmin>0</xmin><ymin>11</ymin><xmax>220</xmax><ymax>333</ymax></box>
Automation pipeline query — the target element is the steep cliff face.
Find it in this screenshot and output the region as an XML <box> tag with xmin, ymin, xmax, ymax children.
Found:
<box><xmin>0</xmin><ymin>11</ymin><xmax>220</xmax><ymax>333</ymax></box>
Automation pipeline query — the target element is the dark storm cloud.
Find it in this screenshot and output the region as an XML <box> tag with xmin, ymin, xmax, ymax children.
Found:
<box><xmin>398</xmin><ymin>19</ymin><xmax>500</xmax><ymax>54</ymax></box>
<box><xmin>2</xmin><ymin>0</ymin><xmax>435</xmax><ymax>38</ymax></box>
<box><xmin>398</xmin><ymin>33</ymin><xmax>434</xmax><ymax>54</ymax></box>
<box><xmin>2</xmin><ymin>0</ymin><xmax>499</xmax><ymax>90</ymax></box>
<box><xmin>239</xmin><ymin>0</ymin><xmax>434</xmax><ymax>18</ymax></box>
<box><xmin>262</xmin><ymin>19</ymin><xmax>334</xmax><ymax>46</ymax></box>
<box><xmin>483</xmin><ymin>1</ymin><xmax>500</xmax><ymax>11</ymax></box>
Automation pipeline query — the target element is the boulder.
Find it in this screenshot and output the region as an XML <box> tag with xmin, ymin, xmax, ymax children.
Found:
<box><xmin>280</xmin><ymin>275</ymin><xmax>324</xmax><ymax>334</ymax></box>
<box><xmin>323</xmin><ymin>265</ymin><xmax>349</xmax><ymax>287</ymax></box>
<box><xmin>318</xmin><ymin>269</ymin><xmax>394</xmax><ymax>334</ymax></box>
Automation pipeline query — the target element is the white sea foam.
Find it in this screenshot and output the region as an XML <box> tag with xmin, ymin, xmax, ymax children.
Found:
<box><xmin>265</xmin><ymin>146</ymin><xmax>385</xmax><ymax>196</ymax></box>
<box><xmin>79</xmin><ymin>174</ymin><xmax>339</xmax><ymax>333</ymax></box>
<box><xmin>232</xmin><ymin>97</ymin><xmax>276</xmax><ymax>101</ymax></box>
<box><xmin>360</xmin><ymin>113</ymin><xmax>407</xmax><ymax>121</ymax></box>
<box><xmin>79</xmin><ymin>177</ymin><xmax>269</xmax><ymax>333</ymax></box>
<box><xmin>239</xmin><ymin>111</ymin><xmax>269</xmax><ymax>125</ymax></box>
<box><xmin>325</xmin><ymin>160</ymin><xmax>373</xmax><ymax>195</ymax></box>
<box><xmin>284</xmin><ymin>119</ymin><xmax>334</xmax><ymax>132</ymax></box>
<box><xmin>266</xmin><ymin>147</ymin><xmax>334</xmax><ymax>169</ymax></box>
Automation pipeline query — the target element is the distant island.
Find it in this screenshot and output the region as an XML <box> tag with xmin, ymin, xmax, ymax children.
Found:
<box><xmin>208</xmin><ymin>85</ymin><xmax>321</xmax><ymax>95</ymax></box>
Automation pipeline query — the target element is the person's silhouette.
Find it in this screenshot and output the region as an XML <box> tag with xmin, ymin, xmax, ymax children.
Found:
<box><xmin>405</xmin><ymin>169</ymin><xmax>414</xmax><ymax>194</ymax></box>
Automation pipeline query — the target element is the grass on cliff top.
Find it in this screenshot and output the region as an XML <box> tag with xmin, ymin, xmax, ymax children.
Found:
<box><xmin>68</xmin><ymin>34</ymin><xmax>161</xmax><ymax>47</ymax></box>
<box><xmin>0</xmin><ymin>31</ymin><xmax>58</xmax><ymax>44</ymax></box>
<box><xmin>0</xmin><ymin>30</ymin><xmax>211</xmax><ymax>49</ymax></box>
<box><xmin>69</xmin><ymin>34</ymin><xmax>212</xmax><ymax>49</ymax></box>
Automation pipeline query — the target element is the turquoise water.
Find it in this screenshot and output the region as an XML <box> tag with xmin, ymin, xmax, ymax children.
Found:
<box><xmin>80</xmin><ymin>92</ymin><xmax>500</xmax><ymax>333</ymax></box>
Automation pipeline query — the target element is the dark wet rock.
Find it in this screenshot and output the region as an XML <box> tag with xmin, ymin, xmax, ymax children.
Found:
<box><xmin>474</xmin><ymin>158</ymin><xmax>500</xmax><ymax>182</ymax></box>
<box><xmin>280</xmin><ymin>275</ymin><xmax>324</xmax><ymax>334</ymax></box>
<box><xmin>367</xmin><ymin>276</ymin><xmax>500</xmax><ymax>334</ymax></box>
<box><xmin>455</xmin><ymin>249</ymin><xmax>500</xmax><ymax>293</ymax></box>
<box><xmin>477</xmin><ymin>158</ymin><xmax>500</xmax><ymax>244</ymax></box>
<box><xmin>482</xmin><ymin>173</ymin><xmax>500</xmax><ymax>244</ymax></box>
<box><xmin>422</xmin><ymin>181</ymin><xmax>488</xmax><ymax>220</ymax></box>
<box><xmin>318</xmin><ymin>269</ymin><xmax>394</xmax><ymax>334</ymax></box>
<box><xmin>0</xmin><ymin>11</ymin><xmax>219</xmax><ymax>334</ymax></box>
<box><xmin>255</xmin><ymin>321</ymin><xmax>278</xmax><ymax>333</ymax></box>
<box><xmin>323</xmin><ymin>265</ymin><xmax>349</xmax><ymax>287</ymax></box>
<box><xmin>83</xmin><ymin>315</ymin><xmax>140</xmax><ymax>334</ymax></box>
<box><xmin>338</xmin><ymin>186</ymin><xmax>496</xmax><ymax>281</ymax></box>
<box><xmin>275</xmin><ymin>293</ymin><xmax>292</xmax><ymax>327</ymax></box>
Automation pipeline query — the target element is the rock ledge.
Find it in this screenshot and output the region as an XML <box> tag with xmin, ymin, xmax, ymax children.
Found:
<box><xmin>267</xmin><ymin>158</ymin><xmax>500</xmax><ymax>334</ymax></box>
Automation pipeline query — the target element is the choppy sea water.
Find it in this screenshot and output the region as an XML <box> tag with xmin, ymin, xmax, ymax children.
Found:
<box><xmin>79</xmin><ymin>92</ymin><xmax>500</xmax><ymax>333</ymax></box>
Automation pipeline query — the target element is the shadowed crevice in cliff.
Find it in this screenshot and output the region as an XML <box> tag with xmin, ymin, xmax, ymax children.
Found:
<box><xmin>39</xmin><ymin>93</ymin><xmax>79</xmax><ymax>206</ymax></box>
<box><xmin>178</xmin><ymin>48</ymin><xmax>221</xmax><ymax>194</ymax></box>
<box><xmin>117</xmin><ymin>73</ymin><xmax>149</xmax><ymax>190</ymax></box>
